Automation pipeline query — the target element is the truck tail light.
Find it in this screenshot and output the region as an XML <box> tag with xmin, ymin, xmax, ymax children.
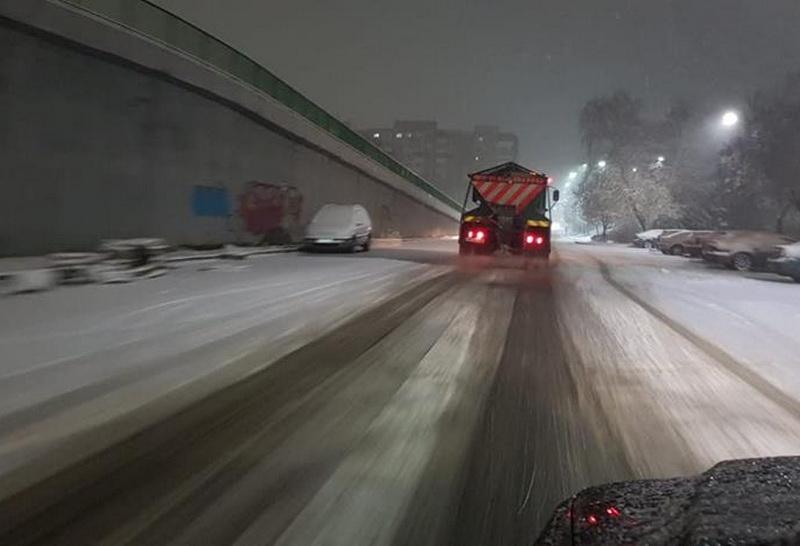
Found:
<box><xmin>465</xmin><ymin>228</ymin><xmax>487</xmax><ymax>244</ymax></box>
<box><xmin>525</xmin><ymin>232</ymin><xmax>546</xmax><ymax>246</ymax></box>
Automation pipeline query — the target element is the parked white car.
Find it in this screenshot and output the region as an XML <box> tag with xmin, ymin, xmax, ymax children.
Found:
<box><xmin>303</xmin><ymin>204</ymin><xmax>372</xmax><ymax>252</ymax></box>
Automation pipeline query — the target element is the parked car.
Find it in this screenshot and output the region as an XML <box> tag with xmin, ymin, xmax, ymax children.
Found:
<box><xmin>702</xmin><ymin>231</ymin><xmax>797</xmax><ymax>272</ymax></box>
<box><xmin>657</xmin><ymin>230</ymin><xmax>693</xmax><ymax>255</ymax></box>
<box><xmin>681</xmin><ymin>231</ymin><xmax>727</xmax><ymax>257</ymax></box>
<box><xmin>303</xmin><ymin>204</ymin><xmax>372</xmax><ymax>252</ymax></box>
<box><xmin>633</xmin><ymin>229</ymin><xmax>681</xmax><ymax>249</ymax></box>
<box><xmin>659</xmin><ymin>230</ymin><xmax>725</xmax><ymax>256</ymax></box>
<box><xmin>767</xmin><ymin>242</ymin><xmax>800</xmax><ymax>282</ymax></box>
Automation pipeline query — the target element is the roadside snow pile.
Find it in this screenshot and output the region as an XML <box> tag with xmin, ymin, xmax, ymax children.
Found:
<box><xmin>2</xmin><ymin>239</ymin><xmax>300</xmax><ymax>296</ymax></box>
<box><xmin>557</xmin><ymin>234</ymin><xmax>594</xmax><ymax>243</ymax></box>
<box><xmin>48</xmin><ymin>252</ymin><xmax>108</xmax><ymax>284</ymax></box>
<box><xmin>99</xmin><ymin>238</ymin><xmax>170</xmax><ymax>260</ymax></box>
<box><xmin>47</xmin><ymin>239</ymin><xmax>171</xmax><ymax>285</ymax></box>
<box><xmin>0</xmin><ymin>267</ymin><xmax>58</xmax><ymax>295</ymax></box>
<box><xmin>93</xmin><ymin>238</ymin><xmax>171</xmax><ymax>283</ymax></box>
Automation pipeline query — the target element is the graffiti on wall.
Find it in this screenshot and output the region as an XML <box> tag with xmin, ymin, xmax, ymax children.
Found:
<box><xmin>192</xmin><ymin>185</ymin><xmax>230</xmax><ymax>217</ymax></box>
<box><xmin>238</xmin><ymin>181</ymin><xmax>304</xmax><ymax>243</ymax></box>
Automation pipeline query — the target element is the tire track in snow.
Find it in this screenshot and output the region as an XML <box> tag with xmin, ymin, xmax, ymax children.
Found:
<box><xmin>597</xmin><ymin>259</ymin><xmax>800</xmax><ymax>425</ymax></box>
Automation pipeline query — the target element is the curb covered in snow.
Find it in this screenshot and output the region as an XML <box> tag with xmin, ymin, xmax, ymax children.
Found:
<box><xmin>162</xmin><ymin>244</ymin><xmax>299</xmax><ymax>263</ymax></box>
<box><xmin>0</xmin><ymin>244</ymin><xmax>299</xmax><ymax>296</ymax></box>
<box><xmin>0</xmin><ymin>268</ymin><xmax>60</xmax><ymax>295</ymax></box>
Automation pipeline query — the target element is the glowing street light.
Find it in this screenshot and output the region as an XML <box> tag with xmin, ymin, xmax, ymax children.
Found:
<box><xmin>632</xmin><ymin>167</ymin><xmax>638</xmax><ymax>173</ymax></box>
<box><xmin>581</xmin><ymin>163</ymin><xmax>589</xmax><ymax>169</ymax></box>
<box><xmin>597</xmin><ymin>160</ymin><xmax>607</xmax><ymax>168</ymax></box>
<box><xmin>657</xmin><ymin>156</ymin><xmax>665</xmax><ymax>163</ymax></box>
<box><xmin>568</xmin><ymin>171</ymin><xmax>577</xmax><ymax>180</ymax></box>
<box><xmin>721</xmin><ymin>111</ymin><xmax>740</xmax><ymax>128</ymax></box>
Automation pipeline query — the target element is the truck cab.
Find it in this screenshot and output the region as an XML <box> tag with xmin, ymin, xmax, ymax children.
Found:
<box><xmin>459</xmin><ymin>162</ymin><xmax>558</xmax><ymax>257</ymax></box>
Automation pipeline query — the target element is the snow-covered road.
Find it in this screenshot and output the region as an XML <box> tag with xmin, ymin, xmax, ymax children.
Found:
<box><xmin>0</xmin><ymin>253</ymin><xmax>445</xmax><ymax>473</ymax></box>
<box><xmin>556</xmin><ymin>243</ymin><xmax>800</xmax><ymax>478</ymax></box>
<box><xmin>601</xmin><ymin>245</ymin><xmax>800</xmax><ymax>396</ymax></box>
<box><xmin>2</xmin><ymin>240</ymin><xmax>800</xmax><ymax>545</ymax></box>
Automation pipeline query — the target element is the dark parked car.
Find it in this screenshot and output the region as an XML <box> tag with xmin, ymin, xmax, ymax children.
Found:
<box><xmin>702</xmin><ymin>231</ymin><xmax>797</xmax><ymax>272</ymax></box>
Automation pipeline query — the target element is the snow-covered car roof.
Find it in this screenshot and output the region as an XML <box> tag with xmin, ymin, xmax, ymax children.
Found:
<box><xmin>778</xmin><ymin>241</ymin><xmax>800</xmax><ymax>259</ymax></box>
<box><xmin>660</xmin><ymin>230</ymin><xmax>692</xmax><ymax>240</ymax></box>
<box><xmin>310</xmin><ymin>204</ymin><xmax>359</xmax><ymax>225</ymax></box>
<box><xmin>713</xmin><ymin>231</ymin><xmax>797</xmax><ymax>251</ymax></box>
<box><xmin>716</xmin><ymin>230</ymin><xmax>795</xmax><ymax>242</ymax></box>
<box><xmin>635</xmin><ymin>229</ymin><xmax>666</xmax><ymax>240</ymax></box>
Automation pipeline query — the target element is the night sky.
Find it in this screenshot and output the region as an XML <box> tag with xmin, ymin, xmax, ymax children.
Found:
<box><xmin>153</xmin><ymin>0</ymin><xmax>800</xmax><ymax>179</ymax></box>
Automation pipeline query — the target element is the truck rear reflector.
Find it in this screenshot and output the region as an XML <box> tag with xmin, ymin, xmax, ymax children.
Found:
<box><xmin>472</xmin><ymin>180</ymin><xmax>546</xmax><ymax>213</ymax></box>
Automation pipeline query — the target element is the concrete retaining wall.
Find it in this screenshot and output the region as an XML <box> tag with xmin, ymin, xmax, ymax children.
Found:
<box><xmin>0</xmin><ymin>1</ymin><xmax>458</xmax><ymax>255</ymax></box>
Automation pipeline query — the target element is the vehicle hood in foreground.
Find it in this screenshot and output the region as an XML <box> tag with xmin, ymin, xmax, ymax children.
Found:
<box><xmin>537</xmin><ymin>457</ymin><xmax>800</xmax><ymax>545</ymax></box>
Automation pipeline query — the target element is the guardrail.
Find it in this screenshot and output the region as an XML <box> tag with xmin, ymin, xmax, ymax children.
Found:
<box><xmin>57</xmin><ymin>0</ymin><xmax>461</xmax><ymax>212</ymax></box>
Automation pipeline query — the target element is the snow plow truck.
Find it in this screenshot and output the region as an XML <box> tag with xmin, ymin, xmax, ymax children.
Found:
<box><xmin>459</xmin><ymin>162</ymin><xmax>559</xmax><ymax>257</ymax></box>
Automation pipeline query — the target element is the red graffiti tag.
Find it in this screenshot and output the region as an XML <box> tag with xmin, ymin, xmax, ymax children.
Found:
<box><xmin>239</xmin><ymin>182</ymin><xmax>304</xmax><ymax>236</ymax></box>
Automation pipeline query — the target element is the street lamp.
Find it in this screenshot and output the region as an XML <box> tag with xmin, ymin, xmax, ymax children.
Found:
<box><xmin>721</xmin><ymin>111</ymin><xmax>739</xmax><ymax>128</ymax></box>
<box><xmin>632</xmin><ymin>167</ymin><xmax>638</xmax><ymax>173</ymax></box>
<box><xmin>581</xmin><ymin>163</ymin><xmax>588</xmax><ymax>169</ymax></box>
<box><xmin>657</xmin><ymin>156</ymin><xmax>665</xmax><ymax>163</ymax></box>
<box><xmin>568</xmin><ymin>171</ymin><xmax>577</xmax><ymax>180</ymax></box>
<box><xmin>598</xmin><ymin>160</ymin><xmax>607</xmax><ymax>168</ymax></box>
